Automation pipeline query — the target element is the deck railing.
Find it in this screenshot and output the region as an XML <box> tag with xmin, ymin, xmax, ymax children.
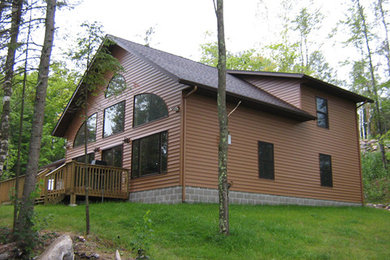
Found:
<box><xmin>0</xmin><ymin>169</ymin><xmax>49</xmax><ymax>204</ymax></box>
<box><xmin>0</xmin><ymin>161</ymin><xmax>130</xmax><ymax>204</ymax></box>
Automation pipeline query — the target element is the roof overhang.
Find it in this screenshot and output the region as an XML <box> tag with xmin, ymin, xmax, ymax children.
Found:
<box><xmin>228</xmin><ymin>70</ymin><xmax>374</xmax><ymax>104</ymax></box>
<box><xmin>180</xmin><ymin>79</ymin><xmax>316</xmax><ymax>122</ymax></box>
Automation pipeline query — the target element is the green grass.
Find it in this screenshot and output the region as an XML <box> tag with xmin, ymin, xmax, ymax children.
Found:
<box><xmin>1</xmin><ymin>203</ymin><xmax>389</xmax><ymax>259</ymax></box>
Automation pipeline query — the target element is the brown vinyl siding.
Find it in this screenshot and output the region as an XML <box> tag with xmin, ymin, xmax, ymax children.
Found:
<box><xmin>64</xmin><ymin>46</ymin><xmax>184</xmax><ymax>192</ymax></box>
<box><xmin>184</xmin><ymin>89</ymin><xmax>362</xmax><ymax>203</ymax></box>
<box><xmin>242</xmin><ymin>76</ymin><xmax>302</xmax><ymax>108</ymax></box>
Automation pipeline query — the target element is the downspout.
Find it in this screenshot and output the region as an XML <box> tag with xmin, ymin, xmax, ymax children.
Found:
<box><xmin>181</xmin><ymin>86</ymin><xmax>198</xmax><ymax>202</ymax></box>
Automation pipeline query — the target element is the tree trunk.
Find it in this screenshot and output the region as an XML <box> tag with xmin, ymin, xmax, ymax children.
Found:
<box><xmin>84</xmin><ymin>88</ymin><xmax>90</xmax><ymax>235</ymax></box>
<box><xmin>357</xmin><ymin>0</ymin><xmax>387</xmax><ymax>169</ymax></box>
<box><xmin>13</xmin><ymin>9</ymin><xmax>32</xmax><ymax>232</ymax></box>
<box><xmin>15</xmin><ymin>0</ymin><xmax>56</xmax><ymax>254</ymax></box>
<box><xmin>214</xmin><ymin>0</ymin><xmax>229</xmax><ymax>235</ymax></box>
<box><xmin>377</xmin><ymin>0</ymin><xmax>390</xmax><ymax>77</ymax></box>
<box><xmin>0</xmin><ymin>0</ymin><xmax>23</xmax><ymax>177</ymax></box>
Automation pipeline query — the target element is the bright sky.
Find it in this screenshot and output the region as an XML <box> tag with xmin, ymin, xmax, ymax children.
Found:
<box><xmin>54</xmin><ymin>0</ymin><xmax>362</xmax><ymax>82</ymax></box>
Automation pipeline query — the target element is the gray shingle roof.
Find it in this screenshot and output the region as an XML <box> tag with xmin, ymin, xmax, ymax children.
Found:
<box><xmin>108</xmin><ymin>35</ymin><xmax>314</xmax><ymax>119</ymax></box>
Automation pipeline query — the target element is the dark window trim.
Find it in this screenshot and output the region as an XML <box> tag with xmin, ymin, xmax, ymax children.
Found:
<box><xmin>105</xmin><ymin>73</ymin><xmax>127</xmax><ymax>98</ymax></box>
<box><xmin>131</xmin><ymin>131</ymin><xmax>168</xmax><ymax>179</ymax></box>
<box><xmin>315</xmin><ymin>96</ymin><xmax>329</xmax><ymax>129</ymax></box>
<box><xmin>102</xmin><ymin>100</ymin><xmax>126</xmax><ymax>138</ymax></box>
<box><xmin>319</xmin><ymin>153</ymin><xmax>333</xmax><ymax>187</ymax></box>
<box><xmin>132</xmin><ymin>93</ymin><xmax>169</xmax><ymax>128</ymax></box>
<box><xmin>73</xmin><ymin>113</ymin><xmax>97</xmax><ymax>148</ymax></box>
<box><xmin>258</xmin><ymin>141</ymin><xmax>275</xmax><ymax>180</ymax></box>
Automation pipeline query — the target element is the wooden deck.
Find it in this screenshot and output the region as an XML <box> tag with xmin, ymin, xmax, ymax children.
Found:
<box><xmin>0</xmin><ymin>161</ymin><xmax>130</xmax><ymax>205</ymax></box>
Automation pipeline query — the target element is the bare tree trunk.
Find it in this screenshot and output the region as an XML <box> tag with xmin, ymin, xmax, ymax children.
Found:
<box><xmin>13</xmin><ymin>3</ymin><xmax>33</xmax><ymax>232</ymax></box>
<box><xmin>15</xmin><ymin>0</ymin><xmax>56</xmax><ymax>254</ymax></box>
<box><xmin>377</xmin><ymin>0</ymin><xmax>390</xmax><ymax>77</ymax></box>
<box><xmin>84</xmin><ymin>88</ymin><xmax>90</xmax><ymax>235</ymax></box>
<box><xmin>0</xmin><ymin>0</ymin><xmax>23</xmax><ymax>177</ymax></box>
<box><xmin>214</xmin><ymin>0</ymin><xmax>229</xmax><ymax>235</ymax></box>
<box><xmin>357</xmin><ymin>0</ymin><xmax>387</xmax><ymax>169</ymax></box>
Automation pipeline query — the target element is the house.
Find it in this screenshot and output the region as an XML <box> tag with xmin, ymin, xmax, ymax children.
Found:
<box><xmin>52</xmin><ymin>35</ymin><xmax>371</xmax><ymax>206</ymax></box>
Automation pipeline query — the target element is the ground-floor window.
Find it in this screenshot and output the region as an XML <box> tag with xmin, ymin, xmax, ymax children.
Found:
<box><xmin>132</xmin><ymin>131</ymin><xmax>168</xmax><ymax>178</ymax></box>
<box><xmin>102</xmin><ymin>145</ymin><xmax>123</xmax><ymax>168</ymax></box>
<box><xmin>319</xmin><ymin>153</ymin><xmax>333</xmax><ymax>187</ymax></box>
<box><xmin>73</xmin><ymin>153</ymin><xmax>95</xmax><ymax>164</ymax></box>
<box><xmin>258</xmin><ymin>141</ymin><xmax>274</xmax><ymax>179</ymax></box>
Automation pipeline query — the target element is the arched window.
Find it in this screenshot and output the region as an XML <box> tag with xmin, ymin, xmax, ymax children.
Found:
<box><xmin>105</xmin><ymin>74</ymin><xmax>126</xmax><ymax>98</ymax></box>
<box><xmin>133</xmin><ymin>93</ymin><xmax>168</xmax><ymax>127</ymax></box>
<box><xmin>73</xmin><ymin>114</ymin><xmax>97</xmax><ymax>147</ymax></box>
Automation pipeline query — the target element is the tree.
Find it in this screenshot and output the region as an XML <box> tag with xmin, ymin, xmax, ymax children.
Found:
<box><xmin>214</xmin><ymin>0</ymin><xmax>229</xmax><ymax>235</ymax></box>
<box><xmin>0</xmin><ymin>0</ymin><xmax>23</xmax><ymax>177</ymax></box>
<box><xmin>68</xmin><ymin>22</ymin><xmax>122</xmax><ymax>235</ymax></box>
<box><xmin>200</xmin><ymin>41</ymin><xmax>276</xmax><ymax>71</ymax></box>
<box><xmin>15</xmin><ymin>0</ymin><xmax>57</xmax><ymax>256</ymax></box>
<box><xmin>375</xmin><ymin>0</ymin><xmax>390</xmax><ymax>78</ymax></box>
<box><xmin>348</xmin><ymin>0</ymin><xmax>387</xmax><ymax>169</ymax></box>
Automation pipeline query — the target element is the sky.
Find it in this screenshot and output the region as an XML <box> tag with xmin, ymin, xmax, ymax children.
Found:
<box><xmin>53</xmin><ymin>0</ymin><xmax>363</xmax><ymax>82</ymax></box>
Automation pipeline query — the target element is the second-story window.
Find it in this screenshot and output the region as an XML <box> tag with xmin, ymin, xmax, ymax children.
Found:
<box><xmin>103</xmin><ymin>101</ymin><xmax>125</xmax><ymax>137</ymax></box>
<box><xmin>316</xmin><ymin>97</ymin><xmax>329</xmax><ymax>128</ymax></box>
<box><xmin>73</xmin><ymin>113</ymin><xmax>97</xmax><ymax>147</ymax></box>
<box><xmin>133</xmin><ymin>93</ymin><xmax>168</xmax><ymax>127</ymax></box>
<box><xmin>105</xmin><ymin>74</ymin><xmax>126</xmax><ymax>98</ymax></box>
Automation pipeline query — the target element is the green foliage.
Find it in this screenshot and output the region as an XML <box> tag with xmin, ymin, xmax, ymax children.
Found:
<box><xmin>199</xmin><ymin>41</ymin><xmax>276</xmax><ymax>71</ymax></box>
<box><xmin>361</xmin><ymin>151</ymin><xmax>390</xmax><ymax>203</ymax></box>
<box><xmin>1</xmin><ymin>203</ymin><xmax>390</xmax><ymax>259</ymax></box>
<box><xmin>0</xmin><ymin>63</ymin><xmax>77</xmax><ymax>179</ymax></box>
<box><xmin>131</xmin><ymin>210</ymin><xmax>153</xmax><ymax>259</ymax></box>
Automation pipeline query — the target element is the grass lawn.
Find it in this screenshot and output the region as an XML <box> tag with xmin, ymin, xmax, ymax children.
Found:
<box><xmin>0</xmin><ymin>202</ymin><xmax>389</xmax><ymax>259</ymax></box>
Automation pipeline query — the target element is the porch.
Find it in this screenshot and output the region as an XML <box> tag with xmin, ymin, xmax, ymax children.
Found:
<box><xmin>0</xmin><ymin>161</ymin><xmax>130</xmax><ymax>205</ymax></box>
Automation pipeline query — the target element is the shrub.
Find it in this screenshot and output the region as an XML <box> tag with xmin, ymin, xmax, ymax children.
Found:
<box><xmin>361</xmin><ymin>151</ymin><xmax>390</xmax><ymax>203</ymax></box>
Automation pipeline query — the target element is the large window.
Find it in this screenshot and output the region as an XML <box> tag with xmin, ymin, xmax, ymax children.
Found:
<box><xmin>133</xmin><ymin>93</ymin><xmax>168</xmax><ymax>127</ymax></box>
<box><xmin>105</xmin><ymin>74</ymin><xmax>126</xmax><ymax>98</ymax></box>
<box><xmin>319</xmin><ymin>154</ymin><xmax>333</xmax><ymax>187</ymax></box>
<box><xmin>132</xmin><ymin>131</ymin><xmax>168</xmax><ymax>178</ymax></box>
<box><xmin>102</xmin><ymin>145</ymin><xmax>123</xmax><ymax>167</ymax></box>
<box><xmin>103</xmin><ymin>101</ymin><xmax>125</xmax><ymax>137</ymax></box>
<box><xmin>258</xmin><ymin>141</ymin><xmax>274</xmax><ymax>180</ymax></box>
<box><xmin>73</xmin><ymin>153</ymin><xmax>95</xmax><ymax>164</ymax></box>
<box><xmin>73</xmin><ymin>114</ymin><xmax>97</xmax><ymax>147</ymax></box>
<box><xmin>316</xmin><ymin>97</ymin><xmax>329</xmax><ymax>128</ymax></box>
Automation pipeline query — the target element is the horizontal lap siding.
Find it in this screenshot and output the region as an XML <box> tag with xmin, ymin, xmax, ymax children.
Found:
<box><xmin>242</xmin><ymin>76</ymin><xmax>302</xmax><ymax>108</ymax></box>
<box><xmin>64</xmin><ymin>46</ymin><xmax>183</xmax><ymax>192</ymax></box>
<box><xmin>184</xmin><ymin>90</ymin><xmax>362</xmax><ymax>203</ymax></box>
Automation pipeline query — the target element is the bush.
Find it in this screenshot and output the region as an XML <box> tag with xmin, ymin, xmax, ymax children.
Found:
<box><xmin>361</xmin><ymin>151</ymin><xmax>390</xmax><ymax>203</ymax></box>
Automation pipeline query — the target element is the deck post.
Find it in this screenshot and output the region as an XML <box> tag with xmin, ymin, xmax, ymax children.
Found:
<box><xmin>44</xmin><ymin>176</ymin><xmax>48</xmax><ymax>205</ymax></box>
<box><xmin>70</xmin><ymin>193</ymin><xmax>76</xmax><ymax>205</ymax></box>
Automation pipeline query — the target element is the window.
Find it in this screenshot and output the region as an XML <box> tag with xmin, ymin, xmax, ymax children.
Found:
<box><xmin>316</xmin><ymin>97</ymin><xmax>329</xmax><ymax>128</ymax></box>
<box><xmin>258</xmin><ymin>141</ymin><xmax>274</xmax><ymax>179</ymax></box>
<box><xmin>132</xmin><ymin>131</ymin><xmax>168</xmax><ymax>178</ymax></box>
<box><xmin>133</xmin><ymin>93</ymin><xmax>168</xmax><ymax>127</ymax></box>
<box><xmin>73</xmin><ymin>114</ymin><xmax>97</xmax><ymax>147</ymax></box>
<box><xmin>105</xmin><ymin>74</ymin><xmax>126</xmax><ymax>98</ymax></box>
<box><xmin>319</xmin><ymin>154</ymin><xmax>333</xmax><ymax>187</ymax></box>
<box><xmin>73</xmin><ymin>153</ymin><xmax>95</xmax><ymax>164</ymax></box>
<box><xmin>103</xmin><ymin>101</ymin><xmax>125</xmax><ymax>137</ymax></box>
<box><xmin>102</xmin><ymin>145</ymin><xmax>123</xmax><ymax>167</ymax></box>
